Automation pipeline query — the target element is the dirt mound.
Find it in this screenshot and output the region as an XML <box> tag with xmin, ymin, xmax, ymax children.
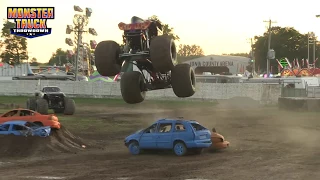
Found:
<box><xmin>0</xmin><ymin>126</ymin><xmax>87</xmax><ymax>158</ymax></box>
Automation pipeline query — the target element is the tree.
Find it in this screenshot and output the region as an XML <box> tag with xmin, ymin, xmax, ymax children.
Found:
<box><xmin>30</xmin><ymin>57</ymin><xmax>38</xmax><ymax>66</ymax></box>
<box><xmin>148</xmin><ymin>15</ymin><xmax>180</xmax><ymax>41</ymax></box>
<box><xmin>252</xmin><ymin>26</ymin><xmax>320</xmax><ymax>73</ymax></box>
<box><xmin>177</xmin><ymin>44</ymin><xmax>205</xmax><ymax>63</ymax></box>
<box><xmin>0</xmin><ymin>20</ymin><xmax>28</xmax><ymax>65</ymax></box>
<box><xmin>48</xmin><ymin>48</ymin><xmax>69</xmax><ymax>66</ymax></box>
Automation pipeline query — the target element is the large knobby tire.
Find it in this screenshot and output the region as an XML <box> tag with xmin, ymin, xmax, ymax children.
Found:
<box><xmin>35</xmin><ymin>98</ymin><xmax>49</xmax><ymax>115</ymax></box>
<box><xmin>26</xmin><ymin>97</ymin><xmax>36</xmax><ymax>110</ymax></box>
<box><xmin>120</xmin><ymin>71</ymin><xmax>146</xmax><ymax>104</ymax></box>
<box><xmin>94</xmin><ymin>40</ymin><xmax>121</xmax><ymax>76</ymax></box>
<box><xmin>171</xmin><ymin>64</ymin><xmax>196</xmax><ymax>97</ymax></box>
<box><xmin>64</xmin><ymin>97</ymin><xmax>76</xmax><ymax>115</ymax></box>
<box><xmin>150</xmin><ymin>35</ymin><xmax>177</xmax><ymax>73</ymax></box>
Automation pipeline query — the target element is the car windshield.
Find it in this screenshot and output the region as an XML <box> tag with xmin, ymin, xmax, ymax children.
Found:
<box><xmin>43</xmin><ymin>87</ymin><xmax>60</xmax><ymax>92</ymax></box>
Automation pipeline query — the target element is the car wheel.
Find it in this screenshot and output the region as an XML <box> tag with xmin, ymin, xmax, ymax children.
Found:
<box><xmin>173</xmin><ymin>141</ymin><xmax>187</xmax><ymax>156</ymax></box>
<box><xmin>128</xmin><ymin>141</ymin><xmax>140</xmax><ymax>155</ymax></box>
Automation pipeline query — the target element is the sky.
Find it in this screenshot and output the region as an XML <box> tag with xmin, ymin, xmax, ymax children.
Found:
<box><xmin>1</xmin><ymin>0</ymin><xmax>320</xmax><ymax>63</ymax></box>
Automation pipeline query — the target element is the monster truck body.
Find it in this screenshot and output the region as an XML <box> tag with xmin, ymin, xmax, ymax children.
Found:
<box><xmin>26</xmin><ymin>86</ymin><xmax>76</xmax><ymax>115</ymax></box>
<box><xmin>94</xmin><ymin>16</ymin><xmax>196</xmax><ymax>104</ymax></box>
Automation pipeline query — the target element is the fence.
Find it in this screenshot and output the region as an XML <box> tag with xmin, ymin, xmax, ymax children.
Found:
<box><xmin>0</xmin><ymin>80</ymin><xmax>282</xmax><ymax>104</ymax></box>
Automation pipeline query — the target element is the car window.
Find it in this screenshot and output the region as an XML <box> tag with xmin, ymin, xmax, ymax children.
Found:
<box><xmin>2</xmin><ymin>110</ymin><xmax>19</xmax><ymax>117</ymax></box>
<box><xmin>20</xmin><ymin>110</ymin><xmax>32</xmax><ymax>116</ymax></box>
<box><xmin>25</xmin><ymin>122</ymin><xmax>39</xmax><ymax>128</ymax></box>
<box><xmin>144</xmin><ymin>123</ymin><xmax>157</xmax><ymax>133</ymax></box>
<box><xmin>12</xmin><ymin>125</ymin><xmax>28</xmax><ymax>131</ymax></box>
<box><xmin>158</xmin><ymin>123</ymin><xmax>172</xmax><ymax>133</ymax></box>
<box><xmin>0</xmin><ymin>124</ymin><xmax>10</xmax><ymax>131</ymax></box>
<box><xmin>174</xmin><ymin>123</ymin><xmax>186</xmax><ymax>131</ymax></box>
<box><xmin>190</xmin><ymin>123</ymin><xmax>207</xmax><ymax>131</ymax></box>
<box><xmin>43</xmin><ymin>87</ymin><xmax>61</xmax><ymax>92</ymax></box>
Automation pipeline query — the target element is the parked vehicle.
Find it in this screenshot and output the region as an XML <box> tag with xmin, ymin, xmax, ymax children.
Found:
<box><xmin>124</xmin><ymin>118</ymin><xmax>212</xmax><ymax>156</ymax></box>
<box><xmin>209</xmin><ymin>128</ymin><xmax>230</xmax><ymax>150</ymax></box>
<box><xmin>0</xmin><ymin>108</ymin><xmax>61</xmax><ymax>129</ymax></box>
<box><xmin>0</xmin><ymin>120</ymin><xmax>51</xmax><ymax>137</ymax></box>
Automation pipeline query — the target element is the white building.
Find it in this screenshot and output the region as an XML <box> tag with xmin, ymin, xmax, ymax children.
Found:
<box><xmin>183</xmin><ymin>55</ymin><xmax>250</xmax><ymax>75</ymax></box>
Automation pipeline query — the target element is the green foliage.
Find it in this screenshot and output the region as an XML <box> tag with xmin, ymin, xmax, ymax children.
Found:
<box><xmin>48</xmin><ymin>48</ymin><xmax>70</xmax><ymax>66</ymax></box>
<box><xmin>177</xmin><ymin>44</ymin><xmax>205</xmax><ymax>63</ymax></box>
<box><xmin>148</xmin><ymin>15</ymin><xmax>180</xmax><ymax>41</ymax></box>
<box><xmin>30</xmin><ymin>57</ymin><xmax>38</xmax><ymax>66</ymax></box>
<box><xmin>0</xmin><ymin>20</ymin><xmax>28</xmax><ymax>65</ymax></box>
<box><xmin>252</xmin><ymin>26</ymin><xmax>320</xmax><ymax>72</ymax></box>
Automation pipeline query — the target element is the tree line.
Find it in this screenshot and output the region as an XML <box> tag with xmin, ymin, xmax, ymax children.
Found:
<box><xmin>1</xmin><ymin>17</ymin><xmax>319</xmax><ymax>72</ymax></box>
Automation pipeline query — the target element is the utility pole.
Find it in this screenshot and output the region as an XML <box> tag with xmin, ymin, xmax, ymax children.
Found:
<box><xmin>308</xmin><ymin>32</ymin><xmax>316</xmax><ymax>66</ymax></box>
<box><xmin>263</xmin><ymin>19</ymin><xmax>277</xmax><ymax>75</ymax></box>
<box><xmin>250</xmin><ymin>38</ymin><xmax>255</xmax><ymax>75</ymax></box>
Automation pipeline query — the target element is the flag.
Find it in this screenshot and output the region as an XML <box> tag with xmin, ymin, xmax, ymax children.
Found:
<box><xmin>296</xmin><ymin>58</ymin><xmax>300</xmax><ymax>68</ymax></box>
<box><xmin>314</xmin><ymin>58</ymin><xmax>318</xmax><ymax>66</ymax></box>
<box><xmin>292</xmin><ymin>59</ymin><xmax>295</xmax><ymax>67</ymax></box>
<box><xmin>285</xmin><ymin>58</ymin><xmax>292</xmax><ymax>68</ymax></box>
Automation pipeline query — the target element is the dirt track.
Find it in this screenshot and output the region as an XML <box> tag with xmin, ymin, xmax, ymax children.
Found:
<box><xmin>0</xmin><ymin>100</ymin><xmax>320</xmax><ymax>180</ymax></box>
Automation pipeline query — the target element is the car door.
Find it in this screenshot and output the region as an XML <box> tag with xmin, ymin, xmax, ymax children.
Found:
<box><xmin>139</xmin><ymin>123</ymin><xmax>158</xmax><ymax>149</ymax></box>
<box><xmin>0</xmin><ymin>110</ymin><xmax>19</xmax><ymax>123</ymax></box>
<box><xmin>11</xmin><ymin>124</ymin><xmax>28</xmax><ymax>136</ymax></box>
<box><xmin>0</xmin><ymin>124</ymin><xmax>10</xmax><ymax>135</ymax></box>
<box><xmin>156</xmin><ymin>122</ymin><xmax>173</xmax><ymax>149</ymax></box>
<box><xmin>19</xmin><ymin>110</ymin><xmax>33</xmax><ymax>120</ymax></box>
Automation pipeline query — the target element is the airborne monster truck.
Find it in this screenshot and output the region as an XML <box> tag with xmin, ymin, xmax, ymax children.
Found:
<box><xmin>26</xmin><ymin>86</ymin><xmax>76</xmax><ymax>115</ymax></box>
<box><xmin>94</xmin><ymin>16</ymin><xmax>196</xmax><ymax>104</ymax></box>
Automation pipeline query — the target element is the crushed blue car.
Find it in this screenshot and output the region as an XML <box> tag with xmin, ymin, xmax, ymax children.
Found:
<box><xmin>0</xmin><ymin>120</ymin><xmax>51</xmax><ymax>137</ymax></box>
<box><xmin>124</xmin><ymin>118</ymin><xmax>212</xmax><ymax>156</ymax></box>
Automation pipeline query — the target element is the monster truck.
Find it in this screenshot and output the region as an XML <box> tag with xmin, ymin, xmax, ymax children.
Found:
<box><xmin>26</xmin><ymin>86</ymin><xmax>76</xmax><ymax>115</ymax></box>
<box><xmin>94</xmin><ymin>16</ymin><xmax>196</xmax><ymax>104</ymax></box>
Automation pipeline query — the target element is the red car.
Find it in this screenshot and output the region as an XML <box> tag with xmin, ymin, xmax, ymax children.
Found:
<box><xmin>209</xmin><ymin>128</ymin><xmax>230</xmax><ymax>150</ymax></box>
<box><xmin>0</xmin><ymin>108</ymin><xmax>61</xmax><ymax>129</ymax></box>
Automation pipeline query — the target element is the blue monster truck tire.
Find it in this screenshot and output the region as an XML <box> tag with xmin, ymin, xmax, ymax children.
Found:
<box><xmin>171</xmin><ymin>64</ymin><xmax>196</xmax><ymax>97</ymax></box>
<box><xmin>94</xmin><ymin>40</ymin><xmax>122</xmax><ymax>76</ymax></box>
<box><xmin>120</xmin><ymin>71</ymin><xmax>146</xmax><ymax>104</ymax></box>
<box><xmin>150</xmin><ymin>35</ymin><xmax>177</xmax><ymax>73</ymax></box>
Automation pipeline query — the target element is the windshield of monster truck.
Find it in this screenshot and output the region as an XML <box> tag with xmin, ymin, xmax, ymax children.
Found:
<box><xmin>43</xmin><ymin>87</ymin><xmax>61</xmax><ymax>92</ymax></box>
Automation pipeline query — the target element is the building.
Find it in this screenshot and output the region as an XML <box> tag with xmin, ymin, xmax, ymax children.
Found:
<box><xmin>183</xmin><ymin>55</ymin><xmax>250</xmax><ymax>75</ymax></box>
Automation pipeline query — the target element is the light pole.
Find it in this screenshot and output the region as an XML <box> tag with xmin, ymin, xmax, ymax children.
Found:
<box><xmin>65</xmin><ymin>5</ymin><xmax>97</xmax><ymax>81</ymax></box>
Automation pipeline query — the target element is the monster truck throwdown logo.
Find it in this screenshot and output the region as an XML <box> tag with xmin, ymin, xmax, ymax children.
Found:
<box><xmin>7</xmin><ymin>7</ymin><xmax>54</xmax><ymax>38</ymax></box>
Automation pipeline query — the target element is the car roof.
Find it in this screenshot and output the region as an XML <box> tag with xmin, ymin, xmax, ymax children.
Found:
<box><xmin>155</xmin><ymin>118</ymin><xmax>199</xmax><ymax>124</ymax></box>
<box><xmin>2</xmin><ymin>120</ymin><xmax>27</xmax><ymax>125</ymax></box>
<box><xmin>6</xmin><ymin>108</ymin><xmax>37</xmax><ymax>112</ymax></box>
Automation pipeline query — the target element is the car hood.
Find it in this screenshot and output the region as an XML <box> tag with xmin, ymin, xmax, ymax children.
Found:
<box><xmin>45</xmin><ymin>92</ymin><xmax>65</xmax><ymax>95</ymax></box>
<box><xmin>125</xmin><ymin>129</ymin><xmax>144</xmax><ymax>142</ymax></box>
